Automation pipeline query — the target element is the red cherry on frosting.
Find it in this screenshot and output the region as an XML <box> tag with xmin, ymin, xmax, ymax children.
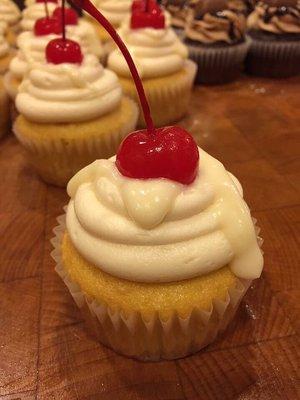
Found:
<box><xmin>116</xmin><ymin>126</ymin><xmax>199</xmax><ymax>185</ymax></box>
<box><xmin>46</xmin><ymin>38</ymin><xmax>83</xmax><ymax>64</ymax></box>
<box><xmin>131</xmin><ymin>0</ymin><xmax>165</xmax><ymax>29</ymax></box>
<box><xmin>34</xmin><ymin>17</ymin><xmax>62</xmax><ymax>36</ymax></box>
<box><xmin>52</xmin><ymin>7</ymin><xmax>79</xmax><ymax>25</ymax></box>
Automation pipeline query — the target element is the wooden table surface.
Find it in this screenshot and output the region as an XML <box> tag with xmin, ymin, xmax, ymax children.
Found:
<box><xmin>0</xmin><ymin>75</ymin><xmax>299</xmax><ymax>400</ymax></box>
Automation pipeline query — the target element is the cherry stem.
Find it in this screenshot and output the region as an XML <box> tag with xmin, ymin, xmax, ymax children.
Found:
<box><xmin>45</xmin><ymin>0</ymin><xmax>49</xmax><ymax>18</ymax></box>
<box><xmin>62</xmin><ymin>0</ymin><xmax>66</xmax><ymax>40</ymax></box>
<box><xmin>72</xmin><ymin>0</ymin><xmax>155</xmax><ymax>135</ymax></box>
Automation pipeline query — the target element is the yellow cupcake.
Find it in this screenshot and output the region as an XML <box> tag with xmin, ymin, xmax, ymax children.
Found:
<box><xmin>119</xmin><ymin>61</ymin><xmax>197</xmax><ymax>127</ymax></box>
<box><xmin>14</xmin><ymin>97</ymin><xmax>138</xmax><ymax>187</ymax></box>
<box><xmin>3</xmin><ymin>71</ymin><xmax>20</xmax><ymax>100</ymax></box>
<box><xmin>107</xmin><ymin>20</ymin><xmax>197</xmax><ymax>128</ymax></box>
<box><xmin>52</xmin><ymin>148</ymin><xmax>263</xmax><ymax>360</ymax></box>
<box><xmin>13</xmin><ymin>52</ymin><xmax>138</xmax><ymax>186</ymax></box>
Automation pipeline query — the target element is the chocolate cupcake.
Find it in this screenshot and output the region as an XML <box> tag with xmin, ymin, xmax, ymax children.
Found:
<box><xmin>184</xmin><ymin>0</ymin><xmax>250</xmax><ymax>84</ymax></box>
<box><xmin>161</xmin><ymin>0</ymin><xmax>197</xmax><ymax>36</ymax></box>
<box><xmin>246</xmin><ymin>0</ymin><xmax>300</xmax><ymax>77</ymax></box>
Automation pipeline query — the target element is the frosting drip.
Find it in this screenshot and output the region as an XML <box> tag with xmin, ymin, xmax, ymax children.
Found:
<box><xmin>66</xmin><ymin>149</ymin><xmax>263</xmax><ymax>283</ymax></box>
<box><xmin>247</xmin><ymin>1</ymin><xmax>300</xmax><ymax>34</ymax></box>
<box><xmin>108</xmin><ymin>18</ymin><xmax>188</xmax><ymax>78</ymax></box>
<box><xmin>0</xmin><ymin>0</ymin><xmax>21</xmax><ymax>26</ymax></box>
<box><xmin>16</xmin><ymin>54</ymin><xmax>122</xmax><ymax>123</ymax></box>
<box><xmin>185</xmin><ymin>7</ymin><xmax>247</xmax><ymax>44</ymax></box>
<box><xmin>21</xmin><ymin>3</ymin><xmax>57</xmax><ymax>31</ymax></box>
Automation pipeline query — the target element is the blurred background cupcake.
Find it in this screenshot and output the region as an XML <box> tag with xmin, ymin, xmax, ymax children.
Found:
<box><xmin>20</xmin><ymin>0</ymin><xmax>58</xmax><ymax>31</ymax></box>
<box><xmin>246</xmin><ymin>0</ymin><xmax>300</xmax><ymax>78</ymax></box>
<box><xmin>13</xmin><ymin>39</ymin><xmax>138</xmax><ymax>186</ymax></box>
<box><xmin>184</xmin><ymin>0</ymin><xmax>250</xmax><ymax>84</ymax></box>
<box><xmin>108</xmin><ymin>2</ymin><xmax>196</xmax><ymax>127</ymax></box>
<box><xmin>0</xmin><ymin>29</ymin><xmax>11</xmax><ymax>139</ymax></box>
<box><xmin>0</xmin><ymin>0</ymin><xmax>21</xmax><ymax>46</ymax></box>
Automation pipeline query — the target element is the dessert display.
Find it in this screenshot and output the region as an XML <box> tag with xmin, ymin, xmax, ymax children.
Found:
<box><xmin>52</xmin><ymin>0</ymin><xmax>264</xmax><ymax>361</ymax></box>
<box><xmin>108</xmin><ymin>0</ymin><xmax>196</xmax><ymax>127</ymax></box>
<box><xmin>13</xmin><ymin>2</ymin><xmax>138</xmax><ymax>186</ymax></box>
<box><xmin>184</xmin><ymin>0</ymin><xmax>250</xmax><ymax>84</ymax></box>
<box><xmin>246</xmin><ymin>0</ymin><xmax>300</xmax><ymax>77</ymax></box>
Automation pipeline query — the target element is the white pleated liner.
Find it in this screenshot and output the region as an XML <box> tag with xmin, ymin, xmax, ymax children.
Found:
<box><xmin>51</xmin><ymin>210</ymin><xmax>263</xmax><ymax>361</ymax></box>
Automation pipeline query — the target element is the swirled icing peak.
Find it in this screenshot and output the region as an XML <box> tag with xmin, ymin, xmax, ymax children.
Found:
<box><xmin>66</xmin><ymin>149</ymin><xmax>263</xmax><ymax>283</ymax></box>
<box><xmin>107</xmin><ymin>16</ymin><xmax>188</xmax><ymax>78</ymax></box>
<box><xmin>16</xmin><ymin>53</ymin><xmax>122</xmax><ymax>123</ymax></box>
<box><xmin>0</xmin><ymin>0</ymin><xmax>21</xmax><ymax>26</ymax></box>
<box><xmin>185</xmin><ymin>0</ymin><xmax>247</xmax><ymax>44</ymax></box>
<box><xmin>247</xmin><ymin>0</ymin><xmax>300</xmax><ymax>34</ymax></box>
<box><xmin>21</xmin><ymin>3</ymin><xmax>58</xmax><ymax>31</ymax></box>
<box><xmin>92</xmin><ymin>0</ymin><xmax>134</xmax><ymax>26</ymax></box>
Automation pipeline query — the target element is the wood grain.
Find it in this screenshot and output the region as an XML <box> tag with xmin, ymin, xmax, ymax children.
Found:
<box><xmin>0</xmin><ymin>76</ymin><xmax>299</xmax><ymax>400</ymax></box>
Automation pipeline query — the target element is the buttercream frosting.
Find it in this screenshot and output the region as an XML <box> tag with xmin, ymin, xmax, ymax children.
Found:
<box><xmin>20</xmin><ymin>3</ymin><xmax>57</xmax><ymax>31</ymax></box>
<box><xmin>108</xmin><ymin>18</ymin><xmax>188</xmax><ymax>78</ymax></box>
<box><xmin>16</xmin><ymin>53</ymin><xmax>122</xmax><ymax>123</ymax></box>
<box><xmin>0</xmin><ymin>0</ymin><xmax>21</xmax><ymax>26</ymax></box>
<box><xmin>92</xmin><ymin>0</ymin><xmax>133</xmax><ymax>27</ymax></box>
<box><xmin>9</xmin><ymin>22</ymin><xmax>103</xmax><ymax>81</ymax></box>
<box><xmin>247</xmin><ymin>1</ymin><xmax>300</xmax><ymax>34</ymax></box>
<box><xmin>66</xmin><ymin>149</ymin><xmax>264</xmax><ymax>283</ymax></box>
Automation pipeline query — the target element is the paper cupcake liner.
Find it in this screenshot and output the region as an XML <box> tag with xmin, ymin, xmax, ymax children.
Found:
<box><xmin>51</xmin><ymin>211</ymin><xmax>263</xmax><ymax>361</ymax></box>
<box><xmin>3</xmin><ymin>71</ymin><xmax>19</xmax><ymax>101</ymax></box>
<box><xmin>120</xmin><ymin>60</ymin><xmax>197</xmax><ymax>128</ymax></box>
<box><xmin>246</xmin><ymin>35</ymin><xmax>300</xmax><ymax>78</ymax></box>
<box><xmin>188</xmin><ymin>39</ymin><xmax>250</xmax><ymax>84</ymax></box>
<box><xmin>13</xmin><ymin>97</ymin><xmax>138</xmax><ymax>187</ymax></box>
<box><xmin>0</xmin><ymin>83</ymin><xmax>9</xmax><ymax>139</ymax></box>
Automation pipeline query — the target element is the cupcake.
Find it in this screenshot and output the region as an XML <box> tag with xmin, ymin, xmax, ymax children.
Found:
<box><xmin>52</xmin><ymin>0</ymin><xmax>264</xmax><ymax>361</ymax></box>
<box><xmin>108</xmin><ymin>5</ymin><xmax>196</xmax><ymax>127</ymax></box>
<box><xmin>246</xmin><ymin>0</ymin><xmax>300</xmax><ymax>77</ymax></box>
<box><xmin>20</xmin><ymin>0</ymin><xmax>58</xmax><ymax>31</ymax></box>
<box><xmin>53</xmin><ymin>137</ymin><xmax>263</xmax><ymax>360</ymax></box>
<box><xmin>13</xmin><ymin>39</ymin><xmax>138</xmax><ymax>186</ymax></box>
<box><xmin>4</xmin><ymin>14</ymin><xmax>103</xmax><ymax>102</ymax></box>
<box><xmin>85</xmin><ymin>0</ymin><xmax>134</xmax><ymax>43</ymax></box>
<box><xmin>0</xmin><ymin>30</ymin><xmax>10</xmax><ymax>139</ymax></box>
<box><xmin>0</xmin><ymin>0</ymin><xmax>21</xmax><ymax>46</ymax></box>
<box><xmin>184</xmin><ymin>0</ymin><xmax>250</xmax><ymax>84</ymax></box>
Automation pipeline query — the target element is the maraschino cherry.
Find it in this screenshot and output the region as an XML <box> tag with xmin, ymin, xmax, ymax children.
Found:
<box><xmin>46</xmin><ymin>0</ymin><xmax>83</xmax><ymax>64</ymax></box>
<box><xmin>70</xmin><ymin>0</ymin><xmax>199</xmax><ymax>185</ymax></box>
<box><xmin>131</xmin><ymin>0</ymin><xmax>165</xmax><ymax>29</ymax></box>
<box><xmin>34</xmin><ymin>16</ymin><xmax>62</xmax><ymax>36</ymax></box>
<box><xmin>46</xmin><ymin>38</ymin><xmax>83</xmax><ymax>64</ymax></box>
<box><xmin>53</xmin><ymin>6</ymin><xmax>78</xmax><ymax>25</ymax></box>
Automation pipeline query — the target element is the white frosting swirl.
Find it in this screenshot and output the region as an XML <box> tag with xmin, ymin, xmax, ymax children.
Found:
<box><xmin>108</xmin><ymin>18</ymin><xmax>188</xmax><ymax>78</ymax></box>
<box><xmin>16</xmin><ymin>54</ymin><xmax>122</xmax><ymax>123</ymax></box>
<box><xmin>66</xmin><ymin>149</ymin><xmax>263</xmax><ymax>283</ymax></box>
<box><xmin>94</xmin><ymin>0</ymin><xmax>133</xmax><ymax>27</ymax></box>
<box><xmin>9</xmin><ymin>23</ymin><xmax>103</xmax><ymax>80</ymax></box>
<box><xmin>0</xmin><ymin>32</ymin><xmax>9</xmax><ymax>58</ymax></box>
<box><xmin>0</xmin><ymin>0</ymin><xmax>21</xmax><ymax>26</ymax></box>
<box><xmin>20</xmin><ymin>3</ymin><xmax>57</xmax><ymax>31</ymax></box>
